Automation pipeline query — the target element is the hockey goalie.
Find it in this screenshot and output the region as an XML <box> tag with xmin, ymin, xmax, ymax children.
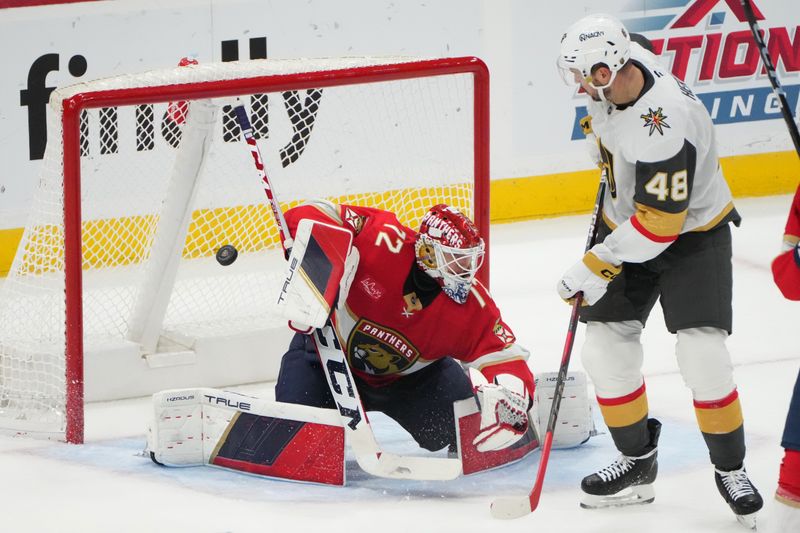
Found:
<box><xmin>147</xmin><ymin>200</ymin><xmax>595</xmax><ymax>484</ymax></box>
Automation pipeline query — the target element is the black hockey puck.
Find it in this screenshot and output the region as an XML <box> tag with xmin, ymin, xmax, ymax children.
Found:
<box><xmin>216</xmin><ymin>244</ymin><xmax>238</xmax><ymax>266</ymax></box>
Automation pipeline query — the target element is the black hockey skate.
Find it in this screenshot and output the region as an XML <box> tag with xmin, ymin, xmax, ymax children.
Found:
<box><xmin>580</xmin><ymin>418</ymin><xmax>661</xmax><ymax>509</ymax></box>
<box><xmin>714</xmin><ymin>465</ymin><xmax>763</xmax><ymax>530</ymax></box>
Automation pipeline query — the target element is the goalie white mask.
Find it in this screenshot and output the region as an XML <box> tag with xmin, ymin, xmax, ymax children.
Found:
<box><xmin>415</xmin><ymin>204</ymin><xmax>485</xmax><ymax>304</ymax></box>
<box><xmin>557</xmin><ymin>13</ymin><xmax>631</xmax><ymax>97</ymax></box>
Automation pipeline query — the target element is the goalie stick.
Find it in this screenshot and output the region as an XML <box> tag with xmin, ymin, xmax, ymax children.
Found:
<box><xmin>740</xmin><ymin>0</ymin><xmax>800</xmax><ymax>158</ymax></box>
<box><xmin>232</xmin><ymin>102</ymin><xmax>461</xmax><ymax>481</ymax></box>
<box><xmin>490</xmin><ymin>169</ymin><xmax>607</xmax><ymax>519</ymax></box>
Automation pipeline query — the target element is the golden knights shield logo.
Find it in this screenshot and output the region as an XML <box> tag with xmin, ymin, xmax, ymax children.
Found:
<box><xmin>347</xmin><ymin>319</ymin><xmax>419</xmax><ymax>375</ymax></box>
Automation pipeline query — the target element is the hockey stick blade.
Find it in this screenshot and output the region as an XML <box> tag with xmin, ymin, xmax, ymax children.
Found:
<box><xmin>372</xmin><ymin>452</ymin><xmax>462</xmax><ymax>481</ymax></box>
<box><xmin>490</xmin><ymin>496</ymin><xmax>533</xmax><ymax>520</ymax></box>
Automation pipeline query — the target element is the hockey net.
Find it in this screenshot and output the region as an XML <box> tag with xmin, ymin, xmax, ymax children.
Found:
<box><xmin>0</xmin><ymin>56</ymin><xmax>489</xmax><ymax>443</ymax></box>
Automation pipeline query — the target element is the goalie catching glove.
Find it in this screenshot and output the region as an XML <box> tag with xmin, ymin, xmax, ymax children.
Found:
<box><xmin>469</xmin><ymin>368</ymin><xmax>531</xmax><ymax>452</ymax></box>
<box><xmin>557</xmin><ymin>242</ymin><xmax>621</xmax><ymax>306</ymax></box>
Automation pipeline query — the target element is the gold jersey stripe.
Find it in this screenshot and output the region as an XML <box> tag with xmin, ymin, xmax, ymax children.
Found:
<box><xmin>633</xmin><ymin>202</ymin><xmax>687</xmax><ymax>238</ymax></box>
<box><xmin>690</xmin><ymin>202</ymin><xmax>736</xmax><ymax>233</ymax></box>
<box><xmin>694</xmin><ymin>397</ymin><xmax>744</xmax><ymax>434</ymax></box>
<box><xmin>602</xmin><ymin>210</ymin><xmax>618</xmax><ymax>230</ymax></box>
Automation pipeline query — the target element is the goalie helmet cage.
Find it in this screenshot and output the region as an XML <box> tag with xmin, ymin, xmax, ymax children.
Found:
<box><xmin>0</xmin><ymin>56</ymin><xmax>489</xmax><ymax>444</ymax></box>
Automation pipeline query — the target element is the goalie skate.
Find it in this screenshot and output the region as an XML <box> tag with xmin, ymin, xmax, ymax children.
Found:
<box><xmin>580</xmin><ymin>419</ymin><xmax>660</xmax><ymax>509</ymax></box>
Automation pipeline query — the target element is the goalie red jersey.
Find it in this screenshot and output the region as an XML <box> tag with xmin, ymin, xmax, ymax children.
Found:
<box><xmin>772</xmin><ymin>184</ymin><xmax>800</xmax><ymax>301</ymax></box>
<box><xmin>282</xmin><ymin>201</ymin><xmax>534</xmax><ymax>395</ymax></box>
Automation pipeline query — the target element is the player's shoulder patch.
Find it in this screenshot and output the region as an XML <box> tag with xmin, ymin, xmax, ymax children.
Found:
<box><xmin>343</xmin><ymin>206</ymin><xmax>366</xmax><ymax>234</ymax></box>
<box><xmin>627</xmin><ymin>93</ymin><xmax>686</xmax><ymax>149</ymax></box>
<box><xmin>639</xmin><ymin>106</ymin><xmax>671</xmax><ymax>137</ymax></box>
<box><xmin>492</xmin><ymin>318</ymin><xmax>516</xmax><ymax>346</ymax></box>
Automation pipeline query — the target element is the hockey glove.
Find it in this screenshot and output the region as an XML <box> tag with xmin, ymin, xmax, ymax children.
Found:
<box><xmin>579</xmin><ymin>115</ymin><xmax>603</xmax><ymax>169</ymax></box>
<box><xmin>470</xmin><ymin>369</ymin><xmax>530</xmax><ymax>452</ymax></box>
<box><xmin>288</xmin><ymin>246</ymin><xmax>359</xmax><ymax>333</ymax></box>
<box><xmin>557</xmin><ymin>242</ymin><xmax>621</xmax><ymax>306</ymax></box>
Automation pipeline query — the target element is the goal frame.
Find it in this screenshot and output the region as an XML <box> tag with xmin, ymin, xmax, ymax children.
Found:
<box><xmin>59</xmin><ymin>56</ymin><xmax>490</xmax><ymax>443</ymax></box>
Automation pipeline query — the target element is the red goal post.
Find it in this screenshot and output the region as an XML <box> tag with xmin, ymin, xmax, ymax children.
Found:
<box><xmin>1</xmin><ymin>56</ymin><xmax>490</xmax><ymax>443</ymax></box>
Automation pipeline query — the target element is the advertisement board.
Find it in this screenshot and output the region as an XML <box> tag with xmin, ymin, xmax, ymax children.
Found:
<box><xmin>0</xmin><ymin>0</ymin><xmax>798</xmax><ymax>272</ymax></box>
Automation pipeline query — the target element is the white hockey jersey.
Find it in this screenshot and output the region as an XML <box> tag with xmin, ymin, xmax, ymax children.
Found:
<box><xmin>585</xmin><ymin>43</ymin><xmax>739</xmax><ymax>263</ymax></box>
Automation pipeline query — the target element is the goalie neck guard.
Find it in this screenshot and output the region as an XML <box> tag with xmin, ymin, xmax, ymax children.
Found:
<box><xmin>415</xmin><ymin>204</ymin><xmax>484</xmax><ymax>304</ymax></box>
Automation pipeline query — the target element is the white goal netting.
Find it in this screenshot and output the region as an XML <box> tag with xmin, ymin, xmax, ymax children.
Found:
<box><xmin>0</xmin><ymin>57</ymin><xmax>487</xmax><ymax>441</ymax></box>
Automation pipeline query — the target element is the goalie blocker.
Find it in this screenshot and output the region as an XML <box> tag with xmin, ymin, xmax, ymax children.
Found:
<box><xmin>146</xmin><ymin>372</ymin><xmax>593</xmax><ymax>484</ymax></box>
<box><xmin>276</xmin><ymin>218</ymin><xmax>358</xmax><ymax>331</ymax></box>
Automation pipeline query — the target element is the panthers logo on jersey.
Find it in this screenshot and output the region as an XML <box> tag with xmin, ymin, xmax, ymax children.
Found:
<box><xmin>347</xmin><ymin>319</ymin><xmax>420</xmax><ymax>375</ymax></box>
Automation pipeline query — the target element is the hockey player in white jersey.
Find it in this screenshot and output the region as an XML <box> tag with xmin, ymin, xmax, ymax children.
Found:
<box><xmin>555</xmin><ymin>13</ymin><xmax>762</xmax><ymax>529</ymax></box>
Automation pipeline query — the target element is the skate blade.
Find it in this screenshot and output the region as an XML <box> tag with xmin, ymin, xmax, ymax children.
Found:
<box><xmin>580</xmin><ymin>484</ymin><xmax>655</xmax><ymax>509</ymax></box>
<box><xmin>735</xmin><ymin>513</ymin><xmax>757</xmax><ymax>530</ymax></box>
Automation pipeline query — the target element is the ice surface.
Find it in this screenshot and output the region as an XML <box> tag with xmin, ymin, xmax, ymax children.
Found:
<box><xmin>0</xmin><ymin>194</ymin><xmax>796</xmax><ymax>533</ymax></box>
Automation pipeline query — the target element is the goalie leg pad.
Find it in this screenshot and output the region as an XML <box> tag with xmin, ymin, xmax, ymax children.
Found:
<box><xmin>147</xmin><ymin>388</ymin><xmax>346</xmax><ymax>485</ymax></box>
<box><xmin>210</xmin><ymin>412</ymin><xmax>345</xmax><ymax>485</ymax></box>
<box><xmin>534</xmin><ymin>370</ymin><xmax>596</xmax><ymax>449</ymax></box>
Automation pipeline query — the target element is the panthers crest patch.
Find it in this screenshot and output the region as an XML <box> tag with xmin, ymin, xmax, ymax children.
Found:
<box><xmin>347</xmin><ymin>319</ymin><xmax>419</xmax><ymax>375</ymax></box>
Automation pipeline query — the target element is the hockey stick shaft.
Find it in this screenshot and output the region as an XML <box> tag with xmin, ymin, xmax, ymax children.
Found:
<box><xmin>740</xmin><ymin>0</ymin><xmax>800</xmax><ymax>157</ymax></box>
<box><xmin>232</xmin><ymin>103</ymin><xmax>294</xmax><ymax>250</ymax></box>
<box><xmin>312</xmin><ymin>323</ymin><xmax>461</xmax><ymax>480</ymax></box>
<box><xmin>491</xmin><ymin>171</ymin><xmax>606</xmax><ymax>519</ymax></box>
<box><xmin>527</xmin><ymin>172</ymin><xmax>606</xmax><ymax>509</ymax></box>
<box><xmin>232</xmin><ymin>102</ymin><xmax>460</xmax><ymax>480</ymax></box>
